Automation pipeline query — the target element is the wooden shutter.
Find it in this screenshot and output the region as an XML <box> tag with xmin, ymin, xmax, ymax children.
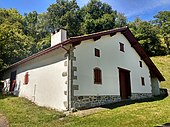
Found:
<box><xmin>94</xmin><ymin>68</ymin><xmax>102</xmax><ymax>84</ymax></box>
<box><xmin>24</xmin><ymin>72</ymin><xmax>29</xmax><ymax>84</ymax></box>
<box><xmin>141</xmin><ymin>77</ymin><xmax>145</xmax><ymax>86</ymax></box>
<box><xmin>95</xmin><ymin>48</ymin><xmax>100</xmax><ymax>57</ymax></box>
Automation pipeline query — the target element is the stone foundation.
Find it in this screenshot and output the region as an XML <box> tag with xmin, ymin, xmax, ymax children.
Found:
<box><xmin>72</xmin><ymin>95</ymin><xmax>121</xmax><ymax>109</ymax></box>
<box><xmin>131</xmin><ymin>93</ymin><xmax>152</xmax><ymax>100</ymax></box>
<box><xmin>72</xmin><ymin>93</ymin><xmax>153</xmax><ymax>109</ymax></box>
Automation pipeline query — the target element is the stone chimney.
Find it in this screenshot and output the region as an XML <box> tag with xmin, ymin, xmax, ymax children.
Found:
<box><xmin>51</xmin><ymin>29</ymin><xmax>67</xmax><ymax>47</ymax></box>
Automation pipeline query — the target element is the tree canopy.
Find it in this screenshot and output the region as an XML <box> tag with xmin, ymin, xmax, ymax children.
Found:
<box><xmin>0</xmin><ymin>0</ymin><xmax>169</xmax><ymax>77</ymax></box>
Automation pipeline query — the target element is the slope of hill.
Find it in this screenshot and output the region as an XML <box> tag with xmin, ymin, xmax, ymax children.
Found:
<box><xmin>151</xmin><ymin>55</ymin><xmax>170</xmax><ymax>89</ymax></box>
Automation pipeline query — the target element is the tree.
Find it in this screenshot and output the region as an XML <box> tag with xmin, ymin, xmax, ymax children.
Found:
<box><xmin>115</xmin><ymin>12</ymin><xmax>127</xmax><ymax>27</ymax></box>
<box><xmin>24</xmin><ymin>11</ymin><xmax>50</xmax><ymax>53</ymax></box>
<box><xmin>129</xmin><ymin>18</ymin><xmax>166</xmax><ymax>56</ymax></box>
<box><xmin>80</xmin><ymin>0</ymin><xmax>117</xmax><ymax>34</ymax></box>
<box><xmin>153</xmin><ymin>11</ymin><xmax>170</xmax><ymax>54</ymax></box>
<box><xmin>0</xmin><ymin>9</ymin><xmax>32</xmax><ymax>68</ymax></box>
<box><xmin>46</xmin><ymin>0</ymin><xmax>82</xmax><ymax>37</ymax></box>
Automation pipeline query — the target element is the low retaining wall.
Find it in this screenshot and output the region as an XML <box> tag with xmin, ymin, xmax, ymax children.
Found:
<box><xmin>131</xmin><ymin>93</ymin><xmax>152</xmax><ymax>100</ymax></box>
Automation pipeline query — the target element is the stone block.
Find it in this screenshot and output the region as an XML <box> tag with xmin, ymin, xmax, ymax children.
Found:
<box><xmin>62</xmin><ymin>72</ymin><xmax>67</xmax><ymax>77</ymax></box>
<box><xmin>73</xmin><ymin>85</ymin><xmax>79</xmax><ymax>90</ymax></box>
<box><xmin>73</xmin><ymin>75</ymin><xmax>77</xmax><ymax>80</ymax></box>
<box><xmin>64</xmin><ymin>91</ymin><xmax>67</xmax><ymax>95</ymax></box>
<box><xmin>63</xmin><ymin>101</ymin><xmax>68</xmax><ymax>108</ymax></box>
<box><xmin>72</xmin><ymin>66</ymin><xmax>77</xmax><ymax>71</ymax></box>
<box><xmin>64</xmin><ymin>61</ymin><xmax>67</xmax><ymax>66</ymax></box>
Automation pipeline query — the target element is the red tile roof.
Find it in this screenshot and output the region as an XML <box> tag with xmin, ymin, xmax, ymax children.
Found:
<box><xmin>8</xmin><ymin>27</ymin><xmax>165</xmax><ymax>81</ymax></box>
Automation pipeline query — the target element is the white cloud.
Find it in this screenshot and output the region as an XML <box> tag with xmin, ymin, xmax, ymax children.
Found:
<box><xmin>109</xmin><ymin>0</ymin><xmax>170</xmax><ymax>18</ymax></box>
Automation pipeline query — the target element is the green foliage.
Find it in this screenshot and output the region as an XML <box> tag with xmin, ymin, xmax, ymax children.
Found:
<box><xmin>0</xmin><ymin>9</ymin><xmax>32</xmax><ymax>68</ymax></box>
<box><xmin>0</xmin><ymin>96</ymin><xmax>66</xmax><ymax>127</ymax></box>
<box><xmin>115</xmin><ymin>12</ymin><xmax>127</xmax><ymax>27</ymax></box>
<box><xmin>80</xmin><ymin>0</ymin><xmax>119</xmax><ymax>34</ymax></box>
<box><xmin>153</xmin><ymin>11</ymin><xmax>170</xmax><ymax>54</ymax></box>
<box><xmin>0</xmin><ymin>1</ymin><xmax>169</xmax><ymax>72</ymax></box>
<box><xmin>47</xmin><ymin>0</ymin><xmax>82</xmax><ymax>37</ymax></box>
<box><xmin>129</xmin><ymin>18</ymin><xmax>167</xmax><ymax>56</ymax></box>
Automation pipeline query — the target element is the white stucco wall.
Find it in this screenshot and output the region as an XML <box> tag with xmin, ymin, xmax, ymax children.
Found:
<box><xmin>151</xmin><ymin>77</ymin><xmax>160</xmax><ymax>95</ymax></box>
<box><xmin>3</xmin><ymin>48</ymin><xmax>68</xmax><ymax>111</ymax></box>
<box><xmin>73</xmin><ymin>32</ymin><xmax>152</xmax><ymax>96</ymax></box>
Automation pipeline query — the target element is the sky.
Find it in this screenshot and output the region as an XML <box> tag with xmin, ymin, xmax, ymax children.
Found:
<box><xmin>0</xmin><ymin>0</ymin><xmax>170</xmax><ymax>22</ymax></box>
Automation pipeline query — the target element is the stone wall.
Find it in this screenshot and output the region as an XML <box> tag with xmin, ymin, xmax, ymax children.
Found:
<box><xmin>72</xmin><ymin>95</ymin><xmax>121</xmax><ymax>109</ymax></box>
<box><xmin>131</xmin><ymin>93</ymin><xmax>152</xmax><ymax>100</ymax></box>
<box><xmin>72</xmin><ymin>93</ymin><xmax>153</xmax><ymax>109</ymax></box>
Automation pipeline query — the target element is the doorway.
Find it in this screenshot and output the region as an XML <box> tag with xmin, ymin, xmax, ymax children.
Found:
<box><xmin>10</xmin><ymin>71</ymin><xmax>17</xmax><ymax>92</ymax></box>
<box><xmin>118</xmin><ymin>68</ymin><xmax>131</xmax><ymax>99</ymax></box>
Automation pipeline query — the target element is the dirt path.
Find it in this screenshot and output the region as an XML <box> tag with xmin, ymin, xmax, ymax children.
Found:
<box><xmin>0</xmin><ymin>114</ymin><xmax>9</xmax><ymax>127</ymax></box>
<box><xmin>72</xmin><ymin>107</ymin><xmax>107</xmax><ymax>117</ymax></box>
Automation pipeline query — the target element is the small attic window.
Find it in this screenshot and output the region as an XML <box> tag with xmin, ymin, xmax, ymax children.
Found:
<box><xmin>139</xmin><ymin>61</ymin><xmax>142</xmax><ymax>68</ymax></box>
<box><xmin>119</xmin><ymin>42</ymin><xmax>124</xmax><ymax>52</ymax></box>
<box><xmin>95</xmin><ymin>48</ymin><xmax>100</xmax><ymax>57</ymax></box>
<box><xmin>141</xmin><ymin>77</ymin><xmax>145</xmax><ymax>86</ymax></box>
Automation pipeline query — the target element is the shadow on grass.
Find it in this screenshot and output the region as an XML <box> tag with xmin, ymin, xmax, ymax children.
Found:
<box><xmin>101</xmin><ymin>95</ymin><xmax>168</xmax><ymax>110</ymax></box>
<box><xmin>0</xmin><ymin>92</ymin><xmax>17</xmax><ymax>99</ymax></box>
<box><xmin>154</xmin><ymin>123</ymin><xmax>170</xmax><ymax>127</ymax></box>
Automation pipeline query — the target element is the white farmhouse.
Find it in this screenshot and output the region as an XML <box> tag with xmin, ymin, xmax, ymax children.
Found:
<box><xmin>2</xmin><ymin>27</ymin><xmax>165</xmax><ymax>111</ymax></box>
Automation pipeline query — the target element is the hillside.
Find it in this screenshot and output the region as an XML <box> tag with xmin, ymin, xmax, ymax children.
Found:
<box><xmin>151</xmin><ymin>55</ymin><xmax>170</xmax><ymax>89</ymax></box>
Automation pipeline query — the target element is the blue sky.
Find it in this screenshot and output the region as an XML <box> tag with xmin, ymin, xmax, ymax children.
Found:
<box><xmin>0</xmin><ymin>0</ymin><xmax>169</xmax><ymax>21</ymax></box>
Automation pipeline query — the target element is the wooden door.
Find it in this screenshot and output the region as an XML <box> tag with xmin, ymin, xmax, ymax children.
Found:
<box><xmin>119</xmin><ymin>68</ymin><xmax>131</xmax><ymax>99</ymax></box>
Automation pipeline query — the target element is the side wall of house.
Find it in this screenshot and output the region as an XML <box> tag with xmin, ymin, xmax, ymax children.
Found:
<box><xmin>72</xmin><ymin>32</ymin><xmax>152</xmax><ymax>109</ymax></box>
<box><xmin>3</xmin><ymin>49</ymin><xmax>68</xmax><ymax>111</ymax></box>
<box><xmin>151</xmin><ymin>77</ymin><xmax>160</xmax><ymax>96</ymax></box>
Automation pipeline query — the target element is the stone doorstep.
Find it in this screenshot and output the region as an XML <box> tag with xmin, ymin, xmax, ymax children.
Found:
<box><xmin>71</xmin><ymin>107</ymin><xmax>107</xmax><ymax>117</ymax></box>
<box><xmin>0</xmin><ymin>114</ymin><xmax>9</xmax><ymax>127</ymax></box>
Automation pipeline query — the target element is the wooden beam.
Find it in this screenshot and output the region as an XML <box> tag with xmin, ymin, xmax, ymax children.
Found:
<box><xmin>72</xmin><ymin>41</ymin><xmax>81</xmax><ymax>47</ymax></box>
<box><xmin>93</xmin><ymin>36</ymin><xmax>101</xmax><ymax>41</ymax></box>
<box><xmin>110</xmin><ymin>32</ymin><xmax>116</xmax><ymax>37</ymax></box>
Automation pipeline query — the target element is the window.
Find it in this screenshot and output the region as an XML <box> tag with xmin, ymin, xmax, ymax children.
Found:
<box><xmin>139</xmin><ymin>61</ymin><xmax>142</xmax><ymax>67</ymax></box>
<box><xmin>119</xmin><ymin>42</ymin><xmax>124</xmax><ymax>52</ymax></box>
<box><xmin>24</xmin><ymin>72</ymin><xmax>29</xmax><ymax>85</ymax></box>
<box><xmin>94</xmin><ymin>68</ymin><xmax>102</xmax><ymax>84</ymax></box>
<box><xmin>95</xmin><ymin>48</ymin><xmax>100</xmax><ymax>57</ymax></box>
<box><xmin>141</xmin><ymin>77</ymin><xmax>145</xmax><ymax>86</ymax></box>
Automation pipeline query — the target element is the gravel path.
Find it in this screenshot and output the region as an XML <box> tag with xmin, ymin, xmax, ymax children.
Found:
<box><xmin>0</xmin><ymin>114</ymin><xmax>9</xmax><ymax>127</ymax></box>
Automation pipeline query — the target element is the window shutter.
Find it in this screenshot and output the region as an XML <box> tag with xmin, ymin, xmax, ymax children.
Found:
<box><xmin>139</xmin><ymin>61</ymin><xmax>142</xmax><ymax>67</ymax></box>
<box><xmin>94</xmin><ymin>68</ymin><xmax>102</xmax><ymax>84</ymax></box>
<box><xmin>141</xmin><ymin>77</ymin><xmax>145</xmax><ymax>86</ymax></box>
<box><xmin>119</xmin><ymin>42</ymin><xmax>124</xmax><ymax>52</ymax></box>
<box><xmin>24</xmin><ymin>72</ymin><xmax>29</xmax><ymax>84</ymax></box>
<box><xmin>95</xmin><ymin>48</ymin><xmax>100</xmax><ymax>57</ymax></box>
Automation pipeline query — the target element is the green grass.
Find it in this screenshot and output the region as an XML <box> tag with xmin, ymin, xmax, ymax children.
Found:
<box><xmin>0</xmin><ymin>95</ymin><xmax>73</xmax><ymax>127</ymax></box>
<box><xmin>151</xmin><ymin>55</ymin><xmax>170</xmax><ymax>89</ymax></box>
<box><xmin>66</xmin><ymin>97</ymin><xmax>170</xmax><ymax>127</ymax></box>
<box><xmin>0</xmin><ymin>55</ymin><xmax>170</xmax><ymax>127</ymax></box>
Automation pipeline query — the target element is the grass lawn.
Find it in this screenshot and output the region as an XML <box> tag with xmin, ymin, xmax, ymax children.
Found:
<box><xmin>0</xmin><ymin>55</ymin><xmax>169</xmax><ymax>127</ymax></box>
<box><xmin>151</xmin><ymin>55</ymin><xmax>170</xmax><ymax>89</ymax></box>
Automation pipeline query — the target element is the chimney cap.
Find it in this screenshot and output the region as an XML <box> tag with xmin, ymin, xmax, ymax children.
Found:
<box><xmin>52</xmin><ymin>28</ymin><xmax>67</xmax><ymax>35</ymax></box>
